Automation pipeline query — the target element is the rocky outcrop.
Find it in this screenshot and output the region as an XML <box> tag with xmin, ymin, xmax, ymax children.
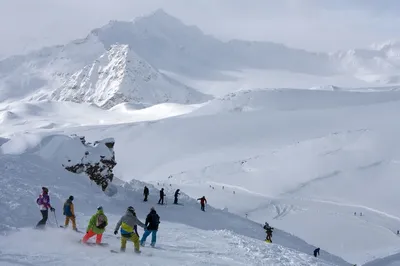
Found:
<box><xmin>62</xmin><ymin>135</ymin><xmax>117</xmax><ymax>193</ymax></box>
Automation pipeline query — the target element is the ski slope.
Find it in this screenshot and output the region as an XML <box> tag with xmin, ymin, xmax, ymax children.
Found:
<box><xmin>1</xmin><ymin>86</ymin><xmax>399</xmax><ymax>265</ymax></box>
<box><xmin>0</xmin><ymin>135</ymin><xmax>348</xmax><ymax>265</ymax></box>
<box><xmin>13</xmin><ymin>88</ymin><xmax>396</xmax><ymax>265</ymax></box>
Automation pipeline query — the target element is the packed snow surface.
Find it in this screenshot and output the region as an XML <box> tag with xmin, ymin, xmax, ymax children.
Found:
<box><xmin>0</xmin><ymin>136</ymin><xmax>347</xmax><ymax>265</ymax></box>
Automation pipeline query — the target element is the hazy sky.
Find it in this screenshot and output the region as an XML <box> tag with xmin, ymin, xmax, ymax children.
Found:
<box><xmin>0</xmin><ymin>0</ymin><xmax>399</xmax><ymax>57</ymax></box>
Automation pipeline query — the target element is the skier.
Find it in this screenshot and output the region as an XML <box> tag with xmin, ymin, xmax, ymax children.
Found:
<box><xmin>114</xmin><ymin>206</ymin><xmax>146</xmax><ymax>253</ymax></box>
<box><xmin>63</xmin><ymin>195</ymin><xmax>77</xmax><ymax>231</ymax></box>
<box><xmin>174</xmin><ymin>189</ymin><xmax>180</xmax><ymax>204</ymax></box>
<box><xmin>82</xmin><ymin>206</ymin><xmax>108</xmax><ymax>245</ymax></box>
<box><xmin>35</xmin><ymin>187</ymin><xmax>55</xmax><ymax>229</ymax></box>
<box><xmin>197</xmin><ymin>196</ymin><xmax>207</xmax><ymax>211</ymax></box>
<box><xmin>143</xmin><ymin>186</ymin><xmax>149</xmax><ymax>202</ymax></box>
<box><xmin>140</xmin><ymin>207</ymin><xmax>160</xmax><ymax>247</ymax></box>
<box><xmin>263</xmin><ymin>222</ymin><xmax>274</xmax><ymax>243</ymax></box>
<box><xmin>158</xmin><ymin>188</ymin><xmax>165</xmax><ymax>205</ymax></box>
<box><xmin>313</xmin><ymin>247</ymin><xmax>320</xmax><ymax>257</ymax></box>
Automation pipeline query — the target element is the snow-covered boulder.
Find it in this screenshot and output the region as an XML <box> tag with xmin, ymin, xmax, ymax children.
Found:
<box><xmin>61</xmin><ymin>135</ymin><xmax>117</xmax><ymax>193</ymax></box>
<box><xmin>9</xmin><ymin>134</ymin><xmax>119</xmax><ymax>195</ymax></box>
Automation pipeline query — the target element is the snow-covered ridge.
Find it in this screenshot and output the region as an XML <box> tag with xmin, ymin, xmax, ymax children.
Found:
<box><xmin>190</xmin><ymin>88</ymin><xmax>400</xmax><ymax>115</ymax></box>
<box><xmin>49</xmin><ymin>44</ymin><xmax>211</xmax><ymax>109</ymax></box>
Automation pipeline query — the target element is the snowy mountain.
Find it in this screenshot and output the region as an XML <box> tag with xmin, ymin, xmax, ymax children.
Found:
<box><xmin>0</xmin><ymin>34</ymin><xmax>104</xmax><ymax>103</ymax></box>
<box><xmin>332</xmin><ymin>41</ymin><xmax>400</xmax><ymax>84</ymax></box>
<box><xmin>48</xmin><ymin>44</ymin><xmax>211</xmax><ymax>108</ymax></box>
<box><xmin>93</xmin><ymin>9</ymin><xmax>335</xmax><ymax>78</ymax></box>
<box><xmin>0</xmin><ymin>9</ymin><xmax>400</xmax><ymax>108</ymax></box>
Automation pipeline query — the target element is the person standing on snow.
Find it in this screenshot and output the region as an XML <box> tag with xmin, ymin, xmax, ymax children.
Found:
<box><xmin>36</xmin><ymin>187</ymin><xmax>55</xmax><ymax>229</ymax></box>
<box><xmin>158</xmin><ymin>188</ymin><xmax>165</xmax><ymax>205</ymax></box>
<box><xmin>174</xmin><ymin>189</ymin><xmax>180</xmax><ymax>204</ymax></box>
<box><xmin>143</xmin><ymin>186</ymin><xmax>149</xmax><ymax>202</ymax></box>
<box><xmin>263</xmin><ymin>222</ymin><xmax>274</xmax><ymax>242</ymax></box>
<box><xmin>82</xmin><ymin>206</ymin><xmax>108</xmax><ymax>245</ymax></box>
<box><xmin>197</xmin><ymin>196</ymin><xmax>207</xmax><ymax>211</ymax></box>
<box><xmin>140</xmin><ymin>207</ymin><xmax>160</xmax><ymax>247</ymax></box>
<box><xmin>114</xmin><ymin>206</ymin><xmax>146</xmax><ymax>253</ymax></box>
<box><xmin>63</xmin><ymin>195</ymin><xmax>77</xmax><ymax>231</ymax></box>
<box><xmin>313</xmin><ymin>248</ymin><xmax>320</xmax><ymax>257</ymax></box>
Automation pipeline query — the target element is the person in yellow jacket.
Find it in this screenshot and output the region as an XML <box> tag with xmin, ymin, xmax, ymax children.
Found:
<box><xmin>63</xmin><ymin>196</ymin><xmax>77</xmax><ymax>231</ymax></box>
<box><xmin>114</xmin><ymin>206</ymin><xmax>146</xmax><ymax>253</ymax></box>
<box><xmin>82</xmin><ymin>206</ymin><xmax>108</xmax><ymax>244</ymax></box>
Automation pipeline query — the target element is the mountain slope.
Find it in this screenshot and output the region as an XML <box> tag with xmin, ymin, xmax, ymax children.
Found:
<box><xmin>49</xmin><ymin>44</ymin><xmax>211</xmax><ymax>108</ymax></box>
<box><xmin>46</xmin><ymin>88</ymin><xmax>400</xmax><ymax>264</ymax></box>
<box><xmin>0</xmin><ymin>34</ymin><xmax>105</xmax><ymax>102</ymax></box>
<box><xmin>94</xmin><ymin>9</ymin><xmax>335</xmax><ymax>78</ymax></box>
<box><xmin>0</xmin><ymin>133</ymin><xmax>349</xmax><ymax>265</ymax></box>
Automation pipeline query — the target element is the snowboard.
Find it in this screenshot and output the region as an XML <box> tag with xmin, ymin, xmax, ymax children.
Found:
<box><xmin>60</xmin><ymin>226</ymin><xmax>84</xmax><ymax>233</ymax></box>
<box><xmin>110</xmin><ymin>249</ymin><xmax>153</xmax><ymax>256</ymax></box>
<box><xmin>78</xmin><ymin>240</ymin><xmax>109</xmax><ymax>246</ymax></box>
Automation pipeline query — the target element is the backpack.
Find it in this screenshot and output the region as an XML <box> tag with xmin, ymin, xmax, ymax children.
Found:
<box><xmin>96</xmin><ymin>214</ymin><xmax>106</xmax><ymax>228</ymax></box>
<box><xmin>36</xmin><ymin>196</ymin><xmax>42</xmax><ymax>205</ymax></box>
<box><xmin>152</xmin><ymin>213</ymin><xmax>160</xmax><ymax>225</ymax></box>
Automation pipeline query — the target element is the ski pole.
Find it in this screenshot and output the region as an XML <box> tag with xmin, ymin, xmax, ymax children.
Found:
<box><xmin>53</xmin><ymin>211</ymin><xmax>59</xmax><ymax>227</ymax></box>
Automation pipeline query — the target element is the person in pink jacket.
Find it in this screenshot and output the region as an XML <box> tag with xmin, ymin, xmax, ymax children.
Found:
<box><xmin>36</xmin><ymin>187</ymin><xmax>55</xmax><ymax>229</ymax></box>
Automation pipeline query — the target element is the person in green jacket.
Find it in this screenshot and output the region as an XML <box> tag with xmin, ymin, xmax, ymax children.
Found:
<box><xmin>82</xmin><ymin>206</ymin><xmax>108</xmax><ymax>244</ymax></box>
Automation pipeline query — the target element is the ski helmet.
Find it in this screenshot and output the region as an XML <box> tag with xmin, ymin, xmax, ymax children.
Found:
<box><xmin>97</xmin><ymin>206</ymin><xmax>103</xmax><ymax>210</ymax></box>
<box><xmin>127</xmin><ymin>206</ymin><xmax>135</xmax><ymax>213</ymax></box>
<box><xmin>69</xmin><ymin>195</ymin><xmax>74</xmax><ymax>201</ymax></box>
<box><xmin>150</xmin><ymin>207</ymin><xmax>155</xmax><ymax>211</ymax></box>
<box><xmin>42</xmin><ymin>187</ymin><xmax>49</xmax><ymax>193</ymax></box>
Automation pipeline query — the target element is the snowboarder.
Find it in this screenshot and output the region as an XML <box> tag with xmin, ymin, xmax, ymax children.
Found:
<box><xmin>158</xmin><ymin>188</ymin><xmax>165</xmax><ymax>205</ymax></box>
<box><xmin>197</xmin><ymin>196</ymin><xmax>207</xmax><ymax>211</ymax></box>
<box><xmin>140</xmin><ymin>207</ymin><xmax>160</xmax><ymax>247</ymax></box>
<box><xmin>313</xmin><ymin>248</ymin><xmax>320</xmax><ymax>257</ymax></box>
<box><xmin>143</xmin><ymin>186</ymin><xmax>149</xmax><ymax>202</ymax></box>
<box><xmin>263</xmin><ymin>222</ymin><xmax>274</xmax><ymax>243</ymax></box>
<box><xmin>35</xmin><ymin>187</ymin><xmax>55</xmax><ymax>229</ymax></box>
<box><xmin>174</xmin><ymin>189</ymin><xmax>180</xmax><ymax>204</ymax></box>
<box><xmin>82</xmin><ymin>206</ymin><xmax>108</xmax><ymax>245</ymax></box>
<box><xmin>63</xmin><ymin>195</ymin><xmax>77</xmax><ymax>231</ymax></box>
<box><xmin>114</xmin><ymin>206</ymin><xmax>146</xmax><ymax>253</ymax></box>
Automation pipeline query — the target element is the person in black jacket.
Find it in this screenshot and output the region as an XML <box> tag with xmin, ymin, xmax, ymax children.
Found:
<box><xmin>174</xmin><ymin>189</ymin><xmax>180</xmax><ymax>204</ymax></box>
<box><xmin>313</xmin><ymin>248</ymin><xmax>320</xmax><ymax>257</ymax></box>
<box><xmin>158</xmin><ymin>188</ymin><xmax>165</xmax><ymax>205</ymax></box>
<box><xmin>143</xmin><ymin>186</ymin><xmax>149</xmax><ymax>202</ymax></box>
<box><xmin>140</xmin><ymin>207</ymin><xmax>160</xmax><ymax>247</ymax></box>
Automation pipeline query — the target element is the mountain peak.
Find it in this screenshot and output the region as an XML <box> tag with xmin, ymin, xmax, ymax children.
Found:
<box><xmin>49</xmin><ymin>43</ymin><xmax>211</xmax><ymax>109</ymax></box>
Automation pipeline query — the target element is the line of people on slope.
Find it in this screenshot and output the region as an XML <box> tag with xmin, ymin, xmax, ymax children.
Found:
<box><xmin>143</xmin><ymin>186</ymin><xmax>207</xmax><ymax>211</ymax></box>
<box><xmin>81</xmin><ymin>205</ymin><xmax>160</xmax><ymax>253</ymax></box>
<box><xmin>35</xmin><ymin>187</ymin><xmax>161</xmax><ymax>253</ymax></box>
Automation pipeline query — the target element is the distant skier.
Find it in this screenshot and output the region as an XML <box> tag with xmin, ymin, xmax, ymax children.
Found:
<box><xmin>263</xmin><ymin>222</ymin><xmax>274</xmax><ymax>242</ymax></box>
<box><xmin>114</xmin><ymin>206</ymin><xmax>146</xmax><ymax>253</ymax></box>
<box><xmin>313</xmin><ymin>248</ymin><xmax>320</xmax><ymax>257</ymax></box>
<box><xmin>35</xmin><ymin>187</ymin><xmax>55</xmax><ymax>229</ymax></box>
<box><xmin>63</xmin><ymin>195</ymin><xmax>77</xmax><ymax>231</ymax></box>
<box><xmin>82</xmin><ymin>206</ymin><xmax>108</xmax><ymax>245</ymax></box>
<box><xmin>197</xmin><ymin>196</ymin><xmax>207</xmax><ymax>211</ymax></box>
<box><xmin>140</xmin><ymin>207</ymin><xmax>160</xmax><ymax>247</ymax></box>
<box><xmin>143</xmin><ymin>186</ymin><xmax>149</xmax><ymax>202</ymax></box>
<box><xmin>174</xmin><ymin>189</ymin><xmax>180</xmax><ymax>204</ymax></box>
<box><xmin>158</xmin><ymin>188</ymin><xmax>165</xmax><ymax>205</ymax></box>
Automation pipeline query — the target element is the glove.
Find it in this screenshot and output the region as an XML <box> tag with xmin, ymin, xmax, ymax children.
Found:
<box><xmin>114</xmin><ymin>230</ymin><xmax>118</xmax><ymax>235</ymax></box>
<box><xmin>50</xmin><ymin>207</ymin><xmax>55</xmax><ymax>212</ymax></box>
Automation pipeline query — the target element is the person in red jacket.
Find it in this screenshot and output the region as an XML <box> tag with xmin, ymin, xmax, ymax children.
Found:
<box><xmin>197</xmin><ymin>196</ymin><xmax>207</xmax><ymax>212</ymax></box>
